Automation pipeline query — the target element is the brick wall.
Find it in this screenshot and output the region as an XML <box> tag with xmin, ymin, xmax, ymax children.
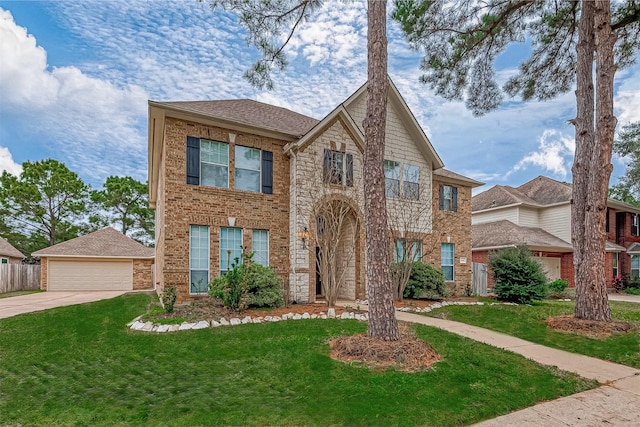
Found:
<box><xmin>158</xmin><ymin>117</ymin><xmax>291</xmax><ymax>303</ymax></box>
<box><xmin>427</xmin><ymin>179</ymin><xmax>473</xmax><ymax>296</ymax></box>
<box><xmin>133</xmin><ymin>259</ymin><xmax>154</xmax><ymax>290</ymax></box>
<box><xmin>40</xmin><ymin>257</ymin><xmax>48</xmax><ymax>290</ymax></box>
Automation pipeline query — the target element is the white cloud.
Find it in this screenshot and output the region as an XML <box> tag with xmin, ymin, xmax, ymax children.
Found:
<box><xmin>0</xmin><ymin>8</ymin><xmax>148</xmax><ymax>184</ymax></box>
<box><xmin>0</xmin><ymin>146</ymin><xmax>22</xmax><ymax>176</ymax></box>
<box><xmin>512</xmin><ymin>130</ymin><xmax>575</xmax><ymax>178</ymax></box>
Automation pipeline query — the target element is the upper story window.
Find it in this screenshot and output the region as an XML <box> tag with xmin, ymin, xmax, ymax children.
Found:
<box><xmin>632</xmin><ymin>214</ymin><xmax>639</xmax><ymax>236</ymax></box>
<box><xmin>439</xmin><ymin>184</ymin><xmax>458</xmax><ymax>212</ymax></box>
<box><xmin>186</xmin><ymin>136</ymin><xmax>273</xmax><ymax>194</ymax></box>
<box><xmin>384</xmin><ymin>160</ymin><xmax>420</xmax><ymax>200</ymax></box>
<box><xmin>393</xmin><ymin>239</ymin><xmax>422</xmax><ymax>263</ymax></box>
<box><xmin>605</xmin><ymin>208</ymin><xmax>610</xmax><ymax>233</ymax></box>
<box><xmin>323</xmin><ymin>149</ymin><xmax>353</xmax><ymax>187</ymax></box>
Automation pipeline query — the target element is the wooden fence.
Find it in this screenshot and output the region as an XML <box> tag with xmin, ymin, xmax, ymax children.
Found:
<box><xmin>471</xmin><ymin>262</ymin><xmax>488</xmax><ymax>296</ymax></box>
<box><xmin>0</xmin><ymin>264</ymin><xmax>41</xmax><ymax>294</ymax></box>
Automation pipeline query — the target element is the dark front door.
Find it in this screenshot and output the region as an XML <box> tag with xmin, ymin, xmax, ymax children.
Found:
<box><xmin>315</xmin><ymin>246</ymin><xmax>323</xmax><ymax>295</ymax></box>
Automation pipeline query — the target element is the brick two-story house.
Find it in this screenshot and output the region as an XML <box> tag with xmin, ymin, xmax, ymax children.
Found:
<box><xmin>471</xmin><ymin>176</ymin><xmax>640</xmax><ymax>287</ymax></box>
<box><xmin>148</xmin><ymin>78</ymin><xmax>483</xmax><ymax>303</ymax></box>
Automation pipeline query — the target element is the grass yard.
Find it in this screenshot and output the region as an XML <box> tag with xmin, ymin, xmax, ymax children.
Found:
<box><xmin>0</xmin><ymin>289</ymin><xmax>43</xmax><ymax>299</ymax></box>
<box><xmin>0</xmin><ymin>294</ymin><xmax>596</xmax><ymax>427</ymax></box>
<box><xmin>426</xmin><ymin>300</ymin><xmax>640</xmax><ymax>368</ymax></box>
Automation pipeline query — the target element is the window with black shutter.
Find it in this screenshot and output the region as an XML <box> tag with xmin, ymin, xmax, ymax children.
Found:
<box><xmin>440</xmin><ymin>184</ymin><xmax>458</xmax><ymax>212</ymax></box>
<box><xmin>186</xmin><ymin>136</ymin><xmax>200</xmax><ymax>185</ymax></box>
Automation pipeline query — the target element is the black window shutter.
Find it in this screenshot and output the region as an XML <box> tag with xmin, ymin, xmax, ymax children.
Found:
<box><xmin>438</xmin><ymin>184</ymin><xmax>444</xmax><ymax>210</ymax></box>
<box><xmin>452</xmin><ymin>187</ymin><xmax>458</xmax><ymax>212</ymax></box>
<box><xmin>186</xmin><ymin>136</ymin><xmax>200</xmax><ymax>185</ymax></box>
<box><xmin>346</xmin><ymin>153</ymin><xmax>353</xmax><ymax>187</ymax></box>
<box><xmin>323</xmin><ymin>149</ymin><xmax>331</xmax><ymax>183</ymax></box>
<box><xmin>261</xmin><ymin>150</ymin><xmax>273</xmax><ymax>194</ymax></box>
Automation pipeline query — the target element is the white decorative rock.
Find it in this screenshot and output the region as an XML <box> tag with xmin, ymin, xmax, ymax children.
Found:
<box><xmin>130</xmin><ymin>321</ymin><xmax>144</xmax><ymax>330</ymax></box>
<box><xmin>230</xmin><ymin>318</ymin><xmax>241</xmax><ymax>326</ymax></box>
<box><xmin>292</xmin><ymin>314</ymin><xmax>302</xmax><ymax>320</ymax></box>
<box><xmin>310</xmin><ymin>314</ymin><xmax>318</xmax><ymax>319</ymax></box>
<box><xmin>328</xmin><ymin>308</ymin><xmax>336</xmax><ymax>318</ymax></box>
<box><xmin>431</xmin><ymin>303</ymin><xmax>442</xmax><ymax>309</ymax></box>
<box><xmin>281</xmin><ymin>314</ymin><xmax>289</xmax><ymax>320</ymax></box>
<box><xmin>193</xmin><ymin>320</ymin><xmax>210</xmax><ymax>329</ymax></box>
<box><xmin>252</xmin><ymin>317</ymin><xmax>262</xmax><ymax>324</ymax></box>
<box><xmin>264</xmin><ymin>316</ymin><xmax>273</xmax><ymax>321</ymax></box>
<box><xmin>127</xmin><ymin>316</ymin><xmax>142</xmax><ymax>327</ymax></box>
<box><xmin>320</xmin><ymin>314</ymin><xmax>327</xmax><ymax>319</ymax></box>
<box><xmin>156</xmin><ymin>324</ymin><xmax>171</xmax><ymax>333</ymax></box>
<box><xmin>211</xmin><ymin>320</ymin><xmax>221</xmax><ymax>327</ymax></box>
<box><xmin>179</xmin><ymin>322</ymin><xmax>195</xmax><ymax>331</ymax></box>
<box><xmin>141</xmin><ymin>322</ymin><xmax>155</xmax><ymax>332</ymax></box>
<box><xmin>168</xmin><ymin>324</ymin><xmax>180</xmax><ymax>332</ymax></box>
<box><xmin>477</xmin><ymin>302</ymin><xmax>484</xmax><ymax>305</ymax></box>
<box><xmin>219</xmin><ymin>318</ymin><xmax>230</xmax><ymax>326</ymax></box>
<box><xmin>340</xmin><ymin>312</ymin><xmax>350</xmax><ymax>319</ymax></box>
<box><xmin>302</xmin><ymin>312</ymin><xmax>310</xmax><ymax>319</ymax></box>
<box><xmin>270</xmin><ymin>316</ymin><xmax>281</xmax><ymax>322</ymax></box>
<box><xmin>241</xmin><ymin>316</ymin><xmax>252</xmax><ymax>324</ymax></box>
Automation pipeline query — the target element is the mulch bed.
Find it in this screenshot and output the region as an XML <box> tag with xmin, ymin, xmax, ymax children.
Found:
<box><xmin>330</xmin><ymin>325</ymin><xmax>441</xmax><ymax>372</ymax></box>
<box><xmin>546</xmin><ymin>315</ymin><xmax>637</xmax><ymax>339</ymax></box>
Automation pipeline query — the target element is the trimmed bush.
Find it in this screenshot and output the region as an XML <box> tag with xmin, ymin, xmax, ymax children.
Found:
<box><xmin>209</xmin><ymin>253</ymin><xmax>283</xmax><ymax>311</ymax></box>
<box><xmin>489</xmin><ymin>246</ymin><xmax>547</xmax><ymax>304</ymax></box>
<box><xmin>403</xmin><ymin>261</ymin><xmax>447</xmax><ymax>300</ymax></box>
<box><xmin>547</xmin><ymin>279</ymin><xmax>568</xmax><ymax>298</ymax></box>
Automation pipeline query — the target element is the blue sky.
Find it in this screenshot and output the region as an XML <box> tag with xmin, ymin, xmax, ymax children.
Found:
<box><xmin>0</xmin><ymin>0</ymin><xmax>638</xmax><ymax>194</ymax></box>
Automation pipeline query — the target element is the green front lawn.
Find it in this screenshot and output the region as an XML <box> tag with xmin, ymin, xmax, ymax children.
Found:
<box><xmin>0</xmin><ymin>289</ymin><xmax>43</xmax><ymax>299</ymax></box>
<box><xmin>0</xmin><ymin>294</ymin><xmax>596</xmax><ymax>426</ymax></box>
<box><xmin>426</xmin><ymin>300</ymin><xmax>640</xmax><ymax>368</ymax></box>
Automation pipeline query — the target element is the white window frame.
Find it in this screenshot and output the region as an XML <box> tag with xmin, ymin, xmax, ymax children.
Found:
<box><xmin>200</xmin><ymin>139</ymin><xmax>229</xmax><ymax>188</ymax></box>
<box><xmin>220</xmin><ymin>227</ymin><xmax>243</xmax><ymax>275</ymax></box>
<box><xmin>384</xmin><ymin>160</ymin><xmax>400</xmax><ymax>198</ymax></box>
<box><xmin>235</xmin><ymin>145</ymin><xmax>262</xmax><ymax>192</ymax></box>
<box><xmin>612</xmin><ymin>252</ymin><xmax>619</xmax><ymax>278</ymax></box>
<box><xmin>442</xmin><ymin>185</ymin><xmax>456</xmax><ymax>211</ymax></box>
<box><xmin>252</xmin><ymin>229</ymin><xmax>269</xmax><ymax>266</ymax></box>
<box><xmin>189</xmin><ymin>225</ymin><xmax>210</xmax><ymax>294</ymax></box>
<box><xmin>393</xmin><ymin>239</ymin><xmax>422</xmax><ymax>263</ymax></box>
<box><xmin>631</xmin><ymin>255</ymin><xmax>640</xmax><ymax>279</ymax></box>
<box><xmin>633</xmin><ymin>214</ymin><xmax>640</xmax><ymax>236</ymax></box>
<box><xmin>441</xmin><ymin>243</ymin><xmax>455</xmax><ymax>281</ymax></box>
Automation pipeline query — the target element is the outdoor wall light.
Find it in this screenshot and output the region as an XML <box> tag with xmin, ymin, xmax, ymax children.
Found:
<box><xmin>298</xmin><ymin>227</ymin><xmax>309</xmax><ymax>249</ymax></box>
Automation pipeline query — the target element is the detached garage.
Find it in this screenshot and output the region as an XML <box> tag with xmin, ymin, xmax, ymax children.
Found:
<box><xmin>33</xmin><ymin>227</ymin><xmax>154</xmax><ymax>291</ymax></box>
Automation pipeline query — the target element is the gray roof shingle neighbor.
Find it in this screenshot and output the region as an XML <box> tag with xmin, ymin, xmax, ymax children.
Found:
<box><xmin>472</xmin><ymin>220</ymin><xmax>573</xmax><ymax>250</ymax></box>
<box><xmin>472</xmin><ymin>176</ymin><xmax>571</xmax><ymax>211</ymax></box>
<box><xmin>156</xmin><ymin>99</ymin><xmax>320</xmax><ymax>137</ymax></box>
<box><xmin>0</xmin><ymin>237</ymin><xmax>24</xmax><ymax>259</ymax></box>
<box><xmin>433</xmin><ymin>168</ymin><xmax>484</xmax><ymax>187</ymax></box>
<box><xmin>32</xmin><ymin>227</ymin><xmax>154</xmax><ymax>259</ymax></box>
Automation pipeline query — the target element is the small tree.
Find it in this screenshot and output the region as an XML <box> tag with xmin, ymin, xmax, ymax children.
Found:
<box><xmin>489</xmin><ymin>246</ymin><xmax>548</xmax><ymax>304</ymax></box>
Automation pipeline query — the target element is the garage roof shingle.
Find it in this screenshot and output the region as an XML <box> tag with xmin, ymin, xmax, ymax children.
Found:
<box><xmin>0</xmin><ymin>237</ymin><xmax>24</xmax><ymax>259</ymax></box>
<box><xmin>32</xmin><ymin>228</ymin><xmax>154</xmax><ymax>259</ymax></box>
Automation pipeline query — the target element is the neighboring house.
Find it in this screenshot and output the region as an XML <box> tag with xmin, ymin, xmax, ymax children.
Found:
<box><xmin>0</xmin><ymin>237</ymin><xmax>24</xmax><ymax>264</ymax></box>
<box><xmin>33</xmin><ymin>227</ymin><xmax>154</xmax><ymax>291</ymax></box>
<box><xmin>472</xmin><ymin>176</ymin><xmax>640</xmax><ymax>287</ymax></box>
<box><xmin>148</xmin><ymin>77</ymin><xmax>483</xmax><ymax>304</ymax></box>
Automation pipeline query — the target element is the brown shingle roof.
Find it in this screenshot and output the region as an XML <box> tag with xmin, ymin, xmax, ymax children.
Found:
<box><xmin>156</xmin><ymin>99</ymin><xmax>319</xmax><ymax>137</ymax></box>
<box><xmin>433</xmin><ymin>168</ymin><xmax>484</xmax><ymax>187</ymax></box>
<box><xmin>472</xmin><ymin>176</ymin><xmax>572</xmax><ymax>211</ymax></box>
<box><xmin>0</xmin><ymin>237</ymin><xmax>24</xmax><ymax>259</ymax></box>
<box><xmin>472</xmin><ymin>220</ymin><xmax>573</xmax><ymax>250</ymax></box>
<box><xmin>32</xmin><ymin>227</ymin><xmax>154</xmax><ymax>258</ymax></box>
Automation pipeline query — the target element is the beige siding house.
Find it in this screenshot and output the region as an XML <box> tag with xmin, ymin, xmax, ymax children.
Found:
<box><xmin>0</xmin><ymin>237</ymin><xmax>24</xmax><ymax>264</ymax></box>
<box><xmin>33</xmin><ymin>227</ymin><xmax>154</xmax><ymax>291</ymax></box>
<box><xmin>148</xmin><ymin>77</ymin><xmax>483</xmax><ymax>303</ymax></box>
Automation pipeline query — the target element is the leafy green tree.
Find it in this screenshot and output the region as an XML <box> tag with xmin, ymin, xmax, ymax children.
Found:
<box><xmin>612</xmin><ymin>122</ymin><xmax>640</xmax><ymax>196</ymax></box>
<box><xmin>0</xmin><ymin>159</ymin><xmax>89</xmax><ymax>253</ymax></box>
<box><xmin>392</xmin><ymin>0</ymin><xmax>639</xmax><ymax>321</ymax></box>
<box><xmin>206</xmin><ymin>0</ymin><xmax>400</xmax><ymax>339</ymax></box>
<box><xmin>90</xmin><ymin>176</ymin><xmax>154</xmax><ymax>245</ymax></box>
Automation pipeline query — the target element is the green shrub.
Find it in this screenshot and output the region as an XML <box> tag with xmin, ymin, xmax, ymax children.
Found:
<box><xmin>547</xmin><ymin>279</ymin><xmax>568</xmax><ymax>298</ymax></box>
<box><xmin>625</xmin><ymin>287</ymin><xmax>640</xmax><ymax>295</ymax></box>
<box><xmin>209</xmin><ymin>253</ymin><xmax>283</xmax><ymax>311</ymax></box>
<box><xmin>403</xmin><ymin>261</ymin><xmax>447</xmax><ymax>300</ymax></box>
<box><xmin>161</xmin><ymin>286</ymin><xmax>177</xmax><ymax>313</ymax></box>
<box><xmin>489</xmin><ymin>246</ymin><xmax>547</xmax><ymax>304</ymax></box>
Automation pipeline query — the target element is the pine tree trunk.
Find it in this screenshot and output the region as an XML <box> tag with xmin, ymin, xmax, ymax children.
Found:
<box><xmin>364</xmin><ymin>0</ymin><xmax>400</xmax><ymax>340</ymax></box>
<box><xmin>572</xmin><ymin>0</ymin><xmax>615</xmax><ymax>321</ymax></box>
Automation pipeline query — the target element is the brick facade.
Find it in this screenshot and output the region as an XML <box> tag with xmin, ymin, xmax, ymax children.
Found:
<box><xmin>133</xmin><ymin>259</ymin><xmax>154</xmax><ymax>290</ymax></box>
<box><xmin>155</xmin><ymin>118</ymin><xmax>291</xmax><ymax>303</ymax></box>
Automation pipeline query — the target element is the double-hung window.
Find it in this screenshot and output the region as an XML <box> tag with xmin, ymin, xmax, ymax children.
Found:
<box><xmin>200</xmin><ymin>140</ymin><xmax>229</xmax><ymax>188</ymax></box>
<box><xmin>393</xmin><ymin>239</ymin><xmax>422</xmax><ymax>263</ymax></box>
<box><xmin>441</xmin><ymin>243</ymin><xmax>455</xmax><ymax>281</ymax></box>
<box><xmin>632</xmin><ymin>214</ymin><xmax>639</xmax><ymax>236</ymax></box>
<box><xmin>323</xmin><ymin>149</ymin><xmax>353</xmax><ymax>186</ymax></box>
<box><xmin>189</xmin><ymin>225</ymin><xmax>210</xmax><ymax>293</ymax></box>
<box><xmin>632</xmin><ymin>255</ymin><xmax>640</xmax><ymax>279</ymax></box>
<box><xmin>252</xmin><ymin>229</ymin><xmax>269</xmax><ymax>266</ymax></box>
<box><xmin>384</xmin><ymin>160</ymin><xmax>400</xmax><ymax>198</ymax></box>
<box><xmin>235</xmin><ymin>146</ymin><xmax>262</xmax><ymax>192</ymax></box>
<box><xmin>220</xmin><ymin>227</ymin><xmax>243</xmax><ymax>274</ymax></box>
<box><xmin>612</xmin><ymin>252</ymin><xmax>619</xmax><ymax>278</ymax></box>
<box><xmin>403</xmin><ymin>165</ymin><xmax>420</xmax><ymax>200</ymax></box>
<box><xmin>440</xmin><ymin>184</ymin><xmax>458</xmax><ymax>212</ymax></box>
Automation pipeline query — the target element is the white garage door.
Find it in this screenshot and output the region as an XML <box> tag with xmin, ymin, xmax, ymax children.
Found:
<box><xmin>534</xmin><ymin>256</ymin><xmax>561</xmax><ymax>281</ymax></box>
<box><xmin>48</xmin><ymin>259</ymin><xmax>133</xmax><ymax>291</ymax></box>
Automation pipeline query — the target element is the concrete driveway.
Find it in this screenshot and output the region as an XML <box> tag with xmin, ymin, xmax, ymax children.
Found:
<box><xmin>609</xmin><ymin>293</ymin><xmax>640</xmax><ymax>303</ymax></box>
<box><xmin>0</xmin><ymin>291</ymin><xmax>129</xmax><ymax>319</ymax></box>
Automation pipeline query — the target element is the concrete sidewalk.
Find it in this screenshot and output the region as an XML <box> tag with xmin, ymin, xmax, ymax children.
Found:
<box><xmin>0</xmin><ymin>291</ymin><xmax>130</xmax><ymax>319</ymax></box>
<box><xmin>609</xmin><ymin>293</ymin><xmax>640</xmax><ymax>303</ymax></box>
<box><xmin>393</xmin><ymin>311</ymin><xmax>640</xmax><ymax>426</ymax></box>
